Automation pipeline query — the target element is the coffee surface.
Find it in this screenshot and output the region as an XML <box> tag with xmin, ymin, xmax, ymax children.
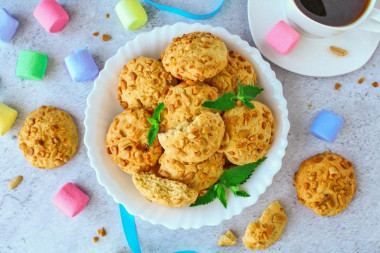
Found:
<box><xmin>295</xmin><ymin>0</ymin><xmax>370</xmax><ymax>26</ymax></box>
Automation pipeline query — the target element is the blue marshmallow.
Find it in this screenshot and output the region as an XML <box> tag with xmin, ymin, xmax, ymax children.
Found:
<box><xmin>0</xmin><ymin>8</ymin><xmax>19</xmax><ymax>43</ymax></box>
<box><xmin>311</xmin><ymin>109</ymin><xmax>344</xmax><ymax>143</ymax></box>
<box><xmin>64</xmin><ymin>49</ymin><xmax>99</xmax><ymax>82</ymax></box>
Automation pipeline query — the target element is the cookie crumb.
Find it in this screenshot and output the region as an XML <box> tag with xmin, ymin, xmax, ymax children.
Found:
<box><xmin>8</xmin><ymin>175</ymin><xmax>23</xmax><ymax>189</ymax></box>
<box><xmin>329</xmin><ymin>46</ymin><xmax>347</xmax><ymax>56</ymax></box>
<box><xmin>105</xmin><ymin>13</ymin><xmax>110</xmax><ymax>18</ymax></box>
<box><xmin>308</xmin><ymin>104</ymin><xmax>312</xmax><ymax>108</ymax></box>
<box><xmin>358</xmin><ymin>77</ymin><xmax>364</xmax><ymax>84</ymax></box>
<box><xmin>372</xmin><ymin>82</ymin><xmax>378</xmax><ymax>88</ymax></box>
<box><xmin>334</xmin><ymin>83</ymin><xmax>342</xmax><ymax>90</ymax></box>
<box><xmin>102</xmin><ymin>34</ymin><xmax>111</xmax><ymax>41</ymax></box>
<box><xmin>93</xmin><ymin>32</ymin><xmax>99</xmax><ymax>37</ymax></box>
<box><xmin>93</xmin><ymin>237</ymin><xmax>99</xmax><ymax>243</ymax></box>
<box><xmin>218</xmin><ymin>230</ymin><xmax>237</xmax><ymax>247</ymax></box>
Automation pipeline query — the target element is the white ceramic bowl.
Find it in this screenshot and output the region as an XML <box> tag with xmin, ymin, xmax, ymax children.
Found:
<box><xmin>84</xmin><ymin>22</ymin><xmax>289</xmax><ymax>230</ymax></box>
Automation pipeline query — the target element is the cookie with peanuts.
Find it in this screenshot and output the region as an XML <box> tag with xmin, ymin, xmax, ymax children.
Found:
<box><xmin>118</xmin><ymin>56</ymin><xmax>177</xmax><ymax>113</ymax></box>
<box><xmin>161</xmin><ymin>32</ymin><xmax>228</xmax><ymax>81</ymax></box>
<box><xmin>160</xmin><ymin>81</ymin><xmax>220</xmax><ymax>131</ymax></box>
<box><xmin>294</xmin><ymin>152</ymin><xmax>357</xmax><ymax>216</ymax></box>
<box><xmin>207</xmin><ymin>50</ymin><xmax>257</xmax><ymax>94</ymax></box>
<box><xmin>222</xmin><ymin>101</ymin><xmax>275</xmax><ymax>165</ymax></box>
<box><xmin>106</xmin><ymin>108</ymin><xmax>163</xmax><ymax>174</ymax></box>
<box><xmin>158</xmin><ymin>112</ymin><xmax>225</xmax><ymax>163</ymax></box>
<box><xmin>18</xmin><ymin>106</ymin><xmax>78</xmax><ymax>169</ymax></box>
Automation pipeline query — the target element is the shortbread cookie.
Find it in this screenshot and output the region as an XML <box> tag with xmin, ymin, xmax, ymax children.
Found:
<box><xmin>158</xmin><ymin>151</ymin><xmax>225</xmax><ymax>192</ymax></box>
<box><xmin>161</xmin><ymin>32</ymin><xmax>228</xmax><ymax>81</ymax></box>
<box><xmin>222</xmin><ymin>101</ymin><xmax>275</xmax><ymax>165</ymax></box>
<box><xmin>294</xmin><ymin>152</ymin><xmax>357</xmax><ymax>216</ymax></box>
<box><xmin>158</xmin><ymin>112</ymin><xmax>225</xmax><ymax>163</ymax></box>
<box><xmin>18</xmin><ymin>106</ymin><xmax>78</xmax><ymax>169</ymax></box>
<box><xmin>106</xmin><ymin>108</ymin><xmax>163</xmax><ymax>174</ymax></box>
<box><xmin>218</xmin><ymin>230</ymin><xmax>237</xmax><ymax>247</ymax></box>
<box><xmin>160</xmin><ymin>81</ymin><xmax>219</xmax><ymax>130</ymax></box>
<box><xmin>132</xmin><ymin>171</ymin><xmax>198</xmax><ymax>208</ymax></box>
<box><xmin>243</xmin><ymin>200</ymin><xmax>287</xmax><ymax>250</ymax></box>
<box><xmin>118</xmin><ymin>56</ymin><xmax>177</xmax><ymax>112</ymax></box>
<box><xmin>207</xmin><ymin>51</ymin><xmax>257</xmax><ymax>94</ymax></box>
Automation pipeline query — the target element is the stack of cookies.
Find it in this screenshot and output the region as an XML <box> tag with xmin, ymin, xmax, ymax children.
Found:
<box><xmin>106</xmin><ymin>32</ymin><xmax>276</xmax><ymax>208</ymax></box>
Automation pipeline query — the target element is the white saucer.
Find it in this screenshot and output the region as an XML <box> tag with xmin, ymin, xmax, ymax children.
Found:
<box><xmin>247</xmin><ymin>0</ymin><xmax>380</xmax><ymax>77</ymax></box>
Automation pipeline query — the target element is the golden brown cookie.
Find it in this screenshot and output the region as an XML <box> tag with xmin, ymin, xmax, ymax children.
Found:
<box><xmin>118</xmin><ymin>56</ymin><xmax>177</xmax><ymax>112</ymax></box>
<box><xmin>161</xmin><ymin>32</ymin><xmax>228</xmax><ymax>81</ymax></box>
<box><xmin>158</xmin><ymin>151</ymin><xmax>225</xmax><ymax>192</ymax></box>
<box><xmin>160</xmin><ymin>81</ymin><xmax>220</xmax><ymax>130</ymax></box>
<box><xmin>222</xmin><ymin>101</ymin><xmax>275</xmax><ymax>165</ymax></box>
<box><xmin>294</xmin><ymin>152</ymin><xmax>357</xmax><ymax>216</ymax></box>
<box><xmin>207</xmin><ymin>51</ymin><xmax>257</xmax><ymax>94</ymax></box>
<box><xmin>217</xmin><ymin>230</ymin><xmax>237</xmax><ymax>247</ymax></box>
<box><xmin>132</xmin><ymin>171</ymin><xmax>198</xmax><ymax>208</ymax></box>
<box><xmin>18</xmin><ymin>106</ymin><xmax>78</xmax><ymax>169</ymax></box>
<box><xmin>243</xmin><ymin>200</ymin><xmax>287</xmax><ymax>250</ymax></box>
<box><xmin>158</xmin><ymin>112</ymin><xmax>225</xmax><ymax>163</ymax></box>
<box><xmin>106</xmin><ymin>108</ymin><xmax>163</xmax><ymax>174</ymax></box>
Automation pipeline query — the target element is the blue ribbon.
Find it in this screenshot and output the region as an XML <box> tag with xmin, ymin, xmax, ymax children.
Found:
<box><xmin>142</xmin><ymin>0</ymin><xmax>224</xmax><ymax>20</ymax></box>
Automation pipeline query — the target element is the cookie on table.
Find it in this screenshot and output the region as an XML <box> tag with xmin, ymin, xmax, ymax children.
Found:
<box><xmin>161</xmin><ymin>32</ymin><xmax>228</xmax><ymax>81</ymax></box>
<box><xmin>132</xmin><ymin>171</ymin><xmax>198</xmax><ymax>208</ymax></box>
<box><xmin>158</xmin><ymin>112</ymin><xmax>225</xmax><ymax>163</ymax></box>
<box><xmin>217</xmin><ymin>230</ymin><xmax>237</xmax><ymax>247</ymax></box>
<box><xmin>18</xmin><ymin>106</ymin><xmax>78</xmax><ymax>169</ymax></box>
<box><xmin>158</xmin><ymin>151</ymin><xmax>225</xmax><ymax>192</ymax></box>
<box><xmin>118</xmin><ymin>56</ymin><xmax>177</xmax><ymax>112</ymax></box>
<box><xmin>207</xmin><ymin>51</ymin><xmax>257</xmax><ymax>94</ymax></box>
<box><xmin>160</xmin><ymin>81</ymin><xmax>219</xmax><ymax>131</ymax></box>
<box><xmin>106</xmin><ymin>108</ymin><xmax>163</xmax><ymax>174</ymax></box>
<box><xmin>222</xmin><ymin>101</ymin><xmax>275</xmax><ymax>165</ymax></box>
<box><xmin>294</xmin><ymin>152</ymin><xmax>357</xmax><ymax>216</ymax></box>
<box><xmin>243</xmin><ymin>200</ymin><xmax>287</xmax><ymax>250</ymax></box>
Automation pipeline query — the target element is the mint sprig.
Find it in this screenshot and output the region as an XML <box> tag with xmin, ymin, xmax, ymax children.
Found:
<box><xmin>147</xmin><ymin>103</ymin><xmax>164</xmax><ymax>146</ymax></box>
<box><xmin>190</xmin><ymin>157</ymin><xmax>267</xmax><ymax>208</ymax></box>
<box><xmin>201</xmin><ymin>80</ymin><xmax>264</xmax><ymax>111</ymax></box>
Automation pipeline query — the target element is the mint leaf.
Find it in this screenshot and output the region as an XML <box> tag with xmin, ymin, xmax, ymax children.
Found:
<box><xmin>230</xmin><ymin>186</ymin><xmax>250</xmax><ymax>197</ymax></box>
<box><xmin>241</xmin><ymin>85</ymin><xmax>263</xmax><ymax>100</ymax></box>
<box><xmin>147</xmin><ymin>123</ymin><xmax>159</xmax><ymax>146</ymax></box>
<box><xmin>220</xmin><ymin>157</ymin><xmax>267</xmax><ymax>186</ymax></box>
<box><xmin>202</xmin><ymin>92</ymin><xmax>236</xmax><ymax>111</ymax></box>
<box><xmin>190</xmin><ymin>185</ymin><xmax>217</xmax><ymax>207</ymax></box>
<box><xmin>147</xmin><ymin>117</ymin><xmax>157</xmax><ymax>125</ymax></box>
<box><xmin>153</xmin><ymin>102</ymin><xmax>164</xmax><ymax>122</ymax></box>
<box><xmin>216</xmin><ymin>184</ymin><xmax>227</xmax><ymax>208</ymax></box>
<box><xmin>241</xmin><ymin>98</ymin><xmax>255</xmax><ymax>109</ymax></box>
<box><xmin>238</xmin><ymin>81</ymin><xmax>245</xmax><ymax>98</ymax></box>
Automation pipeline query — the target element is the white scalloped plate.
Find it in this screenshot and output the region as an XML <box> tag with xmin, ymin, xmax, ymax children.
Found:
<box><xmin>84</xmin><ymin>22</ymin><xmax>290</xmax><ymax>230</ymax></box>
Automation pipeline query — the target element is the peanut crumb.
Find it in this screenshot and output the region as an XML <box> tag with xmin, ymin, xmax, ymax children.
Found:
<box><xmin>372</xmin><ymin>82</ymin><xmax>378</xmax><ymax>88</ymax></box>
<box><xmin>329</xmin><ymin>46</ymin><xmax>347</xmax><ymax>56</ymax></box>
<box><xmin>93</xmin><ymin>237</ymin><xmax>99</xmax><ymax>243</ymax></box>
<box><xmin>102</xmin><ymin>34</ymin><xmax>111</xmax><ymax>41</ymax></box>
<box><xmin>335</xmin><ymin>83</ymin><xmax>342</xmax><ymax>90</ymax></box>
<box><xmin>93</xmin><ymin>32</ymin><xmax>99</xmax><ymax>37</ymax></box>
<box><xmin>358</xmin><ymin>77</ymin><xmax>364</xmax><ymax>84</ymax></box>
<box><xmin>99</xmin><ymin>227</ymin><xmax>106</xmax><ymax>237</ymax></box>
<box><xmin>106</xmin><ymin>13</ymin><xmax>110</xmax><ymax>18</ymax></box>
<box><xmin>8</xmin><ymin>175</ymin><xmax>23</xmax><ymax>190</ymax></box>
<box><xmin>308</xmin><ymin>104</ymin><xmax>312</xmax><ymax>108</ymax></box>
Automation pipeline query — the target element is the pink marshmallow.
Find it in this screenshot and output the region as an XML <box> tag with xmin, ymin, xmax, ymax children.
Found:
<box><xmin>265</xmin><ymin>20</ymin><xmax>300</xmax><ymax>55</ymax></box>
<box><xmin>52</xmin><ymin>182</ymin><xmax>89</xmax><ymax>217</ymax></box>
<box><xmin>33</xmin><ymin>0</ymin><xmax>69</xmax><ymax>33</ymax></box>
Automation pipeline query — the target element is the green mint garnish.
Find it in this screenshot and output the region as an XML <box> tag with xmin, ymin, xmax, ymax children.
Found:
<box><xmin>190</xmin><ymin>157</ymin><xmax>267</xmax><ymax>208</ymax></box>
<box><xmin>201</xmin><ymin>80</ymin><xmax>263</xmax><ymax>111</ymax></box>
<box><xmin>147</xmin><ymin>103</ymin><xmax>164</xmax><ymax>147</ymax></box>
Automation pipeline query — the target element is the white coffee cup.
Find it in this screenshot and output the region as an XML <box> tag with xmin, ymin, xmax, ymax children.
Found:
<box><xmin>286</xmin><ymin>0</ymin><xmax>380</xmax><ymax>38</ymax></box>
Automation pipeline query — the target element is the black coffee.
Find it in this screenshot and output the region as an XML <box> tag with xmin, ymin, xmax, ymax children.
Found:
<box><xmin>295</xmin><ymin>0</ymin><xmax>370</xmax><ymax>26</ymax></box>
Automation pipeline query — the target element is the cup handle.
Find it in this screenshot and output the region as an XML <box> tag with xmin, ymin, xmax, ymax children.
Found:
<box><xmin>358</xmin><ymin>8</ymin><xmax>380</xmax><ymax>32</ymax></box>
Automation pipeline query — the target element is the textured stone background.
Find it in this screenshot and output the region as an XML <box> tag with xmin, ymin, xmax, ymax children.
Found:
<box><xmin>1</xmin><ymin>0</ymin><xmax>379</xmax><ymax>252</ymax></box>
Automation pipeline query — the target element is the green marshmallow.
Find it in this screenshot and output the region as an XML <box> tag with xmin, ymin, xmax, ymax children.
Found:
<box><xmin>0</xmin><ymin>102</ymin><xmax>17</xmax><ymax>136</ymax></box>
<box><xmin>116</xmin><ymin>0</ymin><xmax>148</xmax><ymax>31</ymax></box>
<box><xmin>16</xmin><ymin>50</ymin><xmax>48</xmax><ymax>80</ymax></box>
